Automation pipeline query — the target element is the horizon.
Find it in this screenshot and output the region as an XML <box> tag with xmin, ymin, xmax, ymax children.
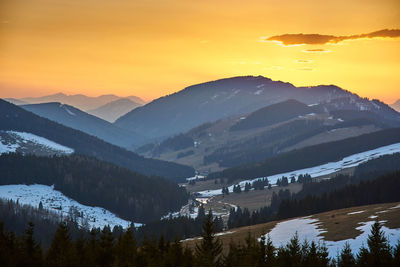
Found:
<box><xmin>1</xmin><ymin>75</ymin><xmax>400</xmax><ymax>105</ymax></box>
<box><xmin>1</xmin><ymin>0</ymin><xmax>400</xmax><ymax>104</ymax></box>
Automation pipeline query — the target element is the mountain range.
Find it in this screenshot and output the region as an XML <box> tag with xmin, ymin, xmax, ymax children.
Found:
<box><xmin>0</xmin><ymin>99</ymin><xmax>194</xmax><ymax>181</ymax></box>
<box><xmin>137</xmin><ymin>98</ymin><xmax>398</xmax><ymax>172</ymax></box>
<box><xmin>115</xmin><ymin>76</ymin><xmax>399</xmax><ymax>140</ymax></box>
<box><xmin>87</xmin><ymin>98</ymin><xmax>143</xmax><ymax>122</ymax></box>
<box><xmin>20</xmin><ymin>92</ymin><xmax>145</xmax><ymax>109</ymax></box>
<box><xmin>21</xmin><ymin>102</ymin><xmax>146</xmax><ymax>149</ymax></box>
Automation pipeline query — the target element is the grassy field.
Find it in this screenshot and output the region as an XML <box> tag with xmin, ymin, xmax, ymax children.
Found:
<box><xmin>182</xmin><ymin>202</ymin><xmax>400</xmax><ymax>253</ymax></box>
<box><xmin>205</xmin><ymin>183</ymin><xmax>302</xmax><ymax>212</ymax></box>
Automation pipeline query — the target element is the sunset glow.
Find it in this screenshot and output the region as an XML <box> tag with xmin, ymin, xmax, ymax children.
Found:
<box><xmin>1</xmin><ymin>0</ymin><xmax>399</xmax><ymax>103</ymax></box>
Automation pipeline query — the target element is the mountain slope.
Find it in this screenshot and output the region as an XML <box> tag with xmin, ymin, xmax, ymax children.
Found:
<box><xmin>137</xmin><ymin>99</ymin><xmax>393</xmax><ymax>172</ymax></box>
<box><xmin>21</xmin><ymin>102</ymin><xmax>146</xmax><ymax>148</ymax></box>
<box><xmin>115</xmin><ymin>76</ymin><xmax>399</xmax><ymax>140</ymax></box>
<box><xmin>87</xmin><ymin>98</ymin><xmax>142</xmax><ymax>122</ymax></box>
<box><xmin>209</xmin><ymin>128</ymin><xmax>400</xmax><ymax>182</ymax></box>
<box><xmin>0</xmin><ymin>99</ymin><xmax>194</xmax><ymax>181</ymax></box>
<box><xmin>0</xmin><ymin>153</ymin><xmax>188</xmax><ymax>222</ymax></box>
<box><xmin>391</xmin><ymin>99</ymin><xmax>400</xmax><ymax>112</ymax></box>
<box><xmin>230</xmin><ymin>99</ymin><xmax>312</xmax><ymax>131</ymax></box>
<box><xmin>4</xmin><ymin>98</ymin><xmax>28</xmax><ymax>105</ymax></box>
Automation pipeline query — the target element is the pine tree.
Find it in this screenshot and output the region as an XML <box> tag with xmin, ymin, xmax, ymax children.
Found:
<box><xmin>265</xmin><ymin>235</ymin><xmax>276</xmax><ymax>266</ymax></box>
<box><xmin>115</xmin><ymin>227</ymin><xmax>137</xmax><ymax>267</ymax></box>
<box><xmin>46</xmin><ymin>222</ymin><xmax>77</xmax><ymax>267</ymax></box>
<box><xmin>20</xmin><ymin>222</ymin><xmax>42</xmax><ymax>267</ymax></box>
<box><xmin>392</xmin><ymin>240</ymin><xmax>400</xmax><ymax>267</ymax></box>
<box><xmin>195</xmin><ymin>213</ymin><xmax>222</xmax><ymax>267</ymax></box>
<box><xmin>98</xmin><ymin>226</ymin><xmax>115</xmax><ymax>267</ymax></box>
<box><xmin>366</xmin><ymin>222</ymin><xmax>393</xmax><ymax>266</ymax></box>
<box><xmin>338</xmin><ymin>242</ymin><xmax>355</xmax><ymax>267</ymax></box>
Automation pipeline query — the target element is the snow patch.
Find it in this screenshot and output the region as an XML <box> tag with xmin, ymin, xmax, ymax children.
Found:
<box><xmin>0</xmin><ymin>184</ymin><xmax>141</xmax><ymax>229</ymax></box>
<box><xmin>7</xmin><ymin>131</ymin><xmax>74</xmax><ymax>154</ymax></box>
<box><xmin>263</xmin><ymin>217</ymin><xmax>400</xmax><ymax>258</ymax></box>
<box><xmin>347</xmin><ymin>210</ymin><xmax>365</xmax><ymax>215</ymax></box>
<box><xmin>196</xmin><ymin>142</ymin><xmax>400</xmax><ymax>197</ymax></box>
<box><xmin>62</xmin><ymin>105</ymin><xmax>76</xmax><ymax>116</ymax></box>
<box><xmin>0</xmin><ymin>139</ymin><xmax>18</xmax><ymax>154</ymax></box>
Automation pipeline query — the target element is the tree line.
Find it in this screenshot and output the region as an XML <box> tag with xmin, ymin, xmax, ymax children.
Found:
<box><xmin>1</xmin><ymin>214</ymin><xmax>399</xmax><ymax>267</ymax></box>
<box><xmin>208</xmin><ymin>128</ymin><xmax>400</xmax><ymax>182</ymax></box>
<box><xmin>0</xmin><ymin>153</ymin><xmax>189</xmax><ymax>222</ymax></box>
<box><xmin>227</xmin><ymin>170</ymin><xmax>400</xmax><ymax>229</ymax></box>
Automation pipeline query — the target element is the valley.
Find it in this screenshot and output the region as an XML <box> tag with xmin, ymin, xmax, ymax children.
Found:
<box><xmin>1</xmin><ymin>76</ymin><xmax>400</xmax><ymax>266</ymax></box>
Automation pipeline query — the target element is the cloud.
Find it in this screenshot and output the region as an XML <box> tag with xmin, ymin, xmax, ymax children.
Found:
<box><xmin>296</xmin><ymin>59</ymin><xmax>312</xmax><ymax>63</ymax></box>
<box><xmin>302</xmin><ymin>49</ymin><xmax>330</xmax><ymax>53</ymax></box>
<box><xmin>297</xmin><ymin>67</ymin><xmax>313</xmax><ymax>71</ymax></box>
<box><xmin>266</xmin><ymin>29</ymin><xmax>400</xmax><ymax>46</ymax></box>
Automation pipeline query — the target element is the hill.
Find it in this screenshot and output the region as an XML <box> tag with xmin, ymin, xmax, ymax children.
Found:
<box><xmin>0</xmin><ymin>153</ymin><xmax>188</xmax><ymax>222</ymax></box>
<box><xmin>209</xmin><ymin>128</ymin><xmax>400</xmax><ymax>181</ymax></box>
<box><xmin>230</xmin><ymin>99</ymin><xmax>312</xmax><ymax>131</ymax></box>
<box><xmin>87</xmin><ymin>98</ymin><xmax>142</xmax><ymax>122</ymax></box>
<box><xmin>21</xmin><ymin>102</ymin><xmax>146</xmax><ymax>148</ymax></box>
<box><xmin>182</xmin><ymin>202</ymin><xmax>400</xmax><ymax>256</ymax></box>
<box><xmin>115</xmin><ymin>76</ymin><xmax>400</xmax><ymax>140</ymax></box>
<box><xmin>0</xmin><ymin>99</ymin><xmax>194</xmax><ymax>181</ymax></box>
<box><xmin>137</xmin><ymin>98</ymin><xmax>394</xmax><ymax>172</ymax></box>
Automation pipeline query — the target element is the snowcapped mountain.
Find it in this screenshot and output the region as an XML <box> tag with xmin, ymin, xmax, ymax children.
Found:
<box><xmin>115</xmin><ymin>76</ymin><xmax>399</xmax><ymax>140</ymax></box>
<box><xmin>88</xmin><ymin>98</ymin><xmax>142</xmax><ymax>122</ymax></box>
<box><xmin>21</xmin><ymin>102</ymin><xmax>146</xmax><ymax>149</ymax></box>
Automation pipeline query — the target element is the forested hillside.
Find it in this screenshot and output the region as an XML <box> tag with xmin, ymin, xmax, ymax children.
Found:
<box><xmin>0</xmin><ymin>99</ymin><xmax>194</xmax><ymax>181</ymax></box>
<box><xmin>0</xmin><ymin>153</ymin><xmax>188</xmax><ymax>222</ymax></box>
<box><xmin>230</xmin><ymin>99</ymin><xmax>312</xmax><ymax>131</ymax></box>
<box><xmin>211</xmin><ymin>128</ymin><xmax>400</xmax><ymax>181</ymax></box>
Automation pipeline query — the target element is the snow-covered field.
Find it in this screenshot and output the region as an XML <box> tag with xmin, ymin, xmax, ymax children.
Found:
<box><xmin>197</xmin><ymin>142</ymin><xmax>400</xmax><ymax>197</ymax></box>
<box><xmin>0</xmin><ymin>131</ymin><xmax>74</xmax><ymax>155</ymax></box>
<box><xmin>263</xmin><ymin>216</ymin><xmax>400</xmax><ymax>258</ymax></box>
<box><xmin>0</xmin><ymin>184</ymin><xmax>141</xmax><ymax>229</ymax></box>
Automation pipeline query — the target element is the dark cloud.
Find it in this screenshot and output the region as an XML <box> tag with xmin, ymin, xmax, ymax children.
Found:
<box><xmin>266</xmin><ymin>29</ymin><xmax>400</xmax><ymax>45</ymax></box>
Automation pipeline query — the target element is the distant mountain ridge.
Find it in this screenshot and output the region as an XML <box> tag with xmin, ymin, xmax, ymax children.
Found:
<box><xmin>0</xmin><ymin>99</ymin><xmax>194</xmax><ymax>181</ymax></box>
<box><xmin>87</xmin><ymin>98</ymin><xmax>142</xmax><ymax>122</ymax></box>
<box><xmin>391</xmin><ymin>99</ymin><xmax>400</xmax><ymax>112</ymax></box>
<box><xmin>21</xmin><ymin>102</ymin><xmax>146</xmax><ymax>149</ymax></box>
<box><xmin>17</xmin><ymin>93</ymin><xmax>146</xmax><ymax>112</ymax></box>
<box><xmin>115</xmin><ymin>76</ymin><xmax>400</xmax><ymax>140</ymax></box>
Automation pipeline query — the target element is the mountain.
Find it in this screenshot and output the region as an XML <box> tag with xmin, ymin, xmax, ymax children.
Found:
<box><xmin>19</xmin><ymin>93</ymin><xmax>145</xmax><ymax>112</ymax></box>
<box><xmin>0</xmin><ymin>153</ymin><xmax>188</xmax><ymax>222</ymax></box>
<box><xmin>115</xmin><ymin>76</ymin><xmax>400</xmax><ymax>140</ymax></box>
<box><xmin>0</xmin><ymin>99</ymin><xmax>194</xmax><ymax>181</ymax></box>
<box><xmin>209</xmin><ymin>127</ymin><xmax>400</xmax><ymax>182</ymax></box>
<box><xmin>136</xmin><ymin>98</ymin><xmax>396</xmax><ymax>172</ymax></box>
<box><xmin>87</xmin><ymin>98</ymin><xmax>142</xmax><ymax>122</ymax></box>
<box><xmin>391</xmin><ymin>99</ymin><xmax>400</xmax><ymax>112</ymax></box>
<box><xmin>3</xmin><ymin>98</ymin><xmax>28</xmax><ymax>105</ymax></box>
<box><xmin>21</xmin><ymin>102</ymin><xmax>146</xmax><ymax>148</ymax></box>
<box><xmin>230</xmin><ymin>99</ymin><xmax>312</xmax><ymax>131</ymax></box>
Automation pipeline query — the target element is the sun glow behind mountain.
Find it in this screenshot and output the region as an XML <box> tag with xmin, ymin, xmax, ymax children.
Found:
<box><xmin>0</xmin><ymin>0</ymin><xmax>399</xmax><ymax>103</ymax></box>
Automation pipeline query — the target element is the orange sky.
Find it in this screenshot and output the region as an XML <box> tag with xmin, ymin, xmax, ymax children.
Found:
<box><xmin>0</xmin><ymin>0</ymin><xmax>399</xmax><ymax>103</ymax></box>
